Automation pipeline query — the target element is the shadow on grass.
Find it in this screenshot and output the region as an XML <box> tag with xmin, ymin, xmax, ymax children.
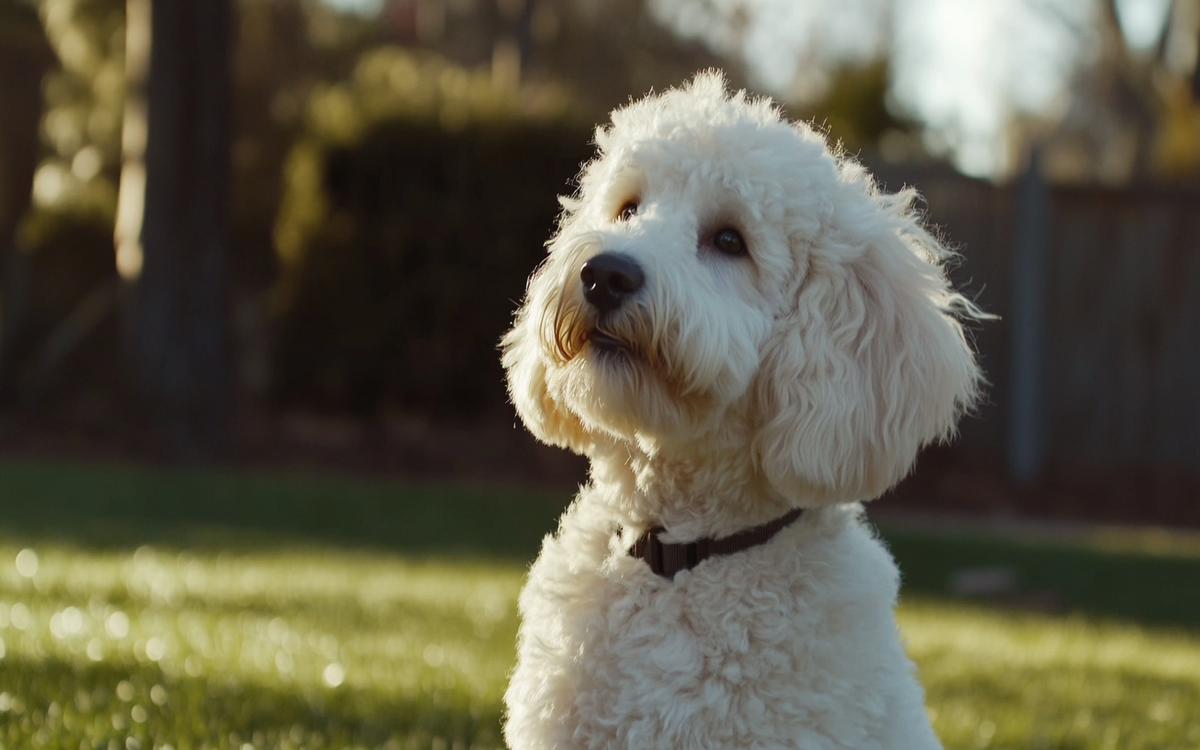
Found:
<box><xmin>0</xmin><ymin>651</ymin><xmax>502</xmax><ymax>750</ymax></box>
<box><xmin>0</xmin><ymin>460</ymin><xmax>570</xmax><ymax>562</ymax></box>
<box><xmin>880</xmin><ymin>528</ymin><xmax>1200</xmax><ymax>631</ymax></box>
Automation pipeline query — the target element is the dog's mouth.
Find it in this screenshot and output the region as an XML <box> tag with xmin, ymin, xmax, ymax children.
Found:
<box><xmin>546</xmin><ymin>284</ymin><xmax>650</xmax><ymax>365</ymax></box>
<box><xmin>587</xmin><ymin>329</ymin><xmax>632</xmax><ymax>355</ymax></box>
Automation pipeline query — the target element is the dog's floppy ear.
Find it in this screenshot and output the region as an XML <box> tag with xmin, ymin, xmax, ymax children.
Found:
<box><xmin>501</xmin><ymin>288</ymin><xmax>592</xmax><ymax>454</ymax></box>
<box><xmin>753</xmin><ymin>190</ymin><xmax>982</xmax><ymax>504</ymax></box>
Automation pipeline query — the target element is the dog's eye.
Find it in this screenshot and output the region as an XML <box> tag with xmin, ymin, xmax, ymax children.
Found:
<box><xmin>617</xmin><ymin>201</ymin><xmax>639</xmax><ymax>221</ymax></box>
<box><xmin>713</xmin><ymin>228</ymin><xmax>747</xmax><ymax>257</ymax></box>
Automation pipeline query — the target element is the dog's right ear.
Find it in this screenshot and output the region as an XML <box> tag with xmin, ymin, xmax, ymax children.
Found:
<box><xmin>751</xmin><ymin>188</ymin><xmax>982</xmax><ymax>505</ymax></box>
<box><xmin>501</xmin><ymin>293</ymin><xmax>593</xmax><ymax>454</ymax></box>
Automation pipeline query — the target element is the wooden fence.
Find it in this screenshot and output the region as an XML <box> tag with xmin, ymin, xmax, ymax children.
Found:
<box><xmin>872</xmin><ymin>162</ymin><xmax>1200</xmax><ymax>480</ymax></box>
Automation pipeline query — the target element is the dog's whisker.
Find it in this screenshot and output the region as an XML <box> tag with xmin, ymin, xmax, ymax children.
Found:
<box><xmin>550</xmin><ymin>296</ymin><xmax>589</xmax><ymax>364</ymax></box>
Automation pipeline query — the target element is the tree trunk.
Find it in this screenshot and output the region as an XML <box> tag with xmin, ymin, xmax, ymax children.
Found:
<box><xmin>132</xmin><ymin>0</ymin><xmax>233</xmax><ymax>456</ymax></box>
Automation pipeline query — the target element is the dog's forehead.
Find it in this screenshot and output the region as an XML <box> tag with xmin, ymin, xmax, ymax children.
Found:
<box><xmin>614</xmin><ymin>116</ymin><xmax>799</xmax><ymax>165</ymax></box>
<box><xmin>568</xmin><ymin>79</ymin><xmax>847</xmax><ymax>239</ymax></box>
<box><xmin>594</xmin><ymin>109</ymin><xmax>835</xmax><ymax>204</ymax></box>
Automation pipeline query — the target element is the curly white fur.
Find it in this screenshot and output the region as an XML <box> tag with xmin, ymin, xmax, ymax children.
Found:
<box><xmin>501</xmin><ymin>72</ymin><xmax>982</xmax><ymax>750</ymax></box>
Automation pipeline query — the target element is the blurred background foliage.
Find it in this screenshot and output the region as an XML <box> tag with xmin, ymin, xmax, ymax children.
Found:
<box><xmin>0</xmin><ymin>0</ymin><xmax>1196</xmax><ymax>504</ymax></box>
<box><xmin>273</xmin><ymin>49</ymin><xmax>589</xmax><ymax>420</ymax></box>
<box><xmin>6</xmin><ymin>0</ymin><xmax>125</xmax><ymax>399</ymax></box>
<box><xmin>0</xmin><ymin>0</ymin><xmax>747</xmax><ymax>442</ymax></box>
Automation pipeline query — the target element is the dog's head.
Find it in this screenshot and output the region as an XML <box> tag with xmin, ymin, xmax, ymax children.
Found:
<box><xmin>502</xmin><ymin>72</ymin><xmax>982</xmax><ymax>505</ymax></box>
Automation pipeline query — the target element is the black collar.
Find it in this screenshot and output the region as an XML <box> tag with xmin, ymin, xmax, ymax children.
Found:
<box><xmin>627</xmin><ymin>507</ymin><xmax>805</xmax><ymax>579</ymax></box>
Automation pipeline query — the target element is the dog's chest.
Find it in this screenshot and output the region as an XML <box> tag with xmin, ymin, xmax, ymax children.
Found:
<box><xmin>551</xmin><ymin>558</ymin><xmax>820</xmax><ymax>747</ymax></box>
<box><xmin>580</xmin><ymin>558</ymin><xmax>810</xmax><ymax>683</ymax></box>
<box><xmin>506</xmin><ymin>514</ymin><xmax>913</xmax><ymax>750</ymax></box>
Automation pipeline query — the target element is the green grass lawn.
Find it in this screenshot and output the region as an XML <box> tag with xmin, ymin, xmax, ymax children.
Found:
<box><xmin>1</xmin><ymin>459</ymin><xmax>1198</xmax><ymax>750</ymax></box>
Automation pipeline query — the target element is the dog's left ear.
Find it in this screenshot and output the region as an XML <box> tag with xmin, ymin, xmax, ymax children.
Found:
<box><xmin>501</xmin><ymin>286</ymin><xmax>593</xmax><ymax>455</ymax></box>
<box><xmin>753</xmin><ymin>190</ymin><xmax>982</xmax><ymax>504</ymax></box>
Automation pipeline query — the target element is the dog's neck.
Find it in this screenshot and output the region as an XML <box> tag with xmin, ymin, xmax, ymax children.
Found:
<box><xmin>587</xmin><ymin>433</ymin><xmax>796</xmax><ymax>542</ymax></box>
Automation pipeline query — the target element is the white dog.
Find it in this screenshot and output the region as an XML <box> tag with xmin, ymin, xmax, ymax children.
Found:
<box><xmin>500</xmin><ymin>73</ymin><xmax>981</xmax><ymax>750</ymax></box>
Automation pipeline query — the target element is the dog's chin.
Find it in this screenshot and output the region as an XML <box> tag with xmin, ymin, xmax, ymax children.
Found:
<box><xmin>585</xmin><ymin>329</ymin><xmax>637</xmax><ymax>362</ymax></box>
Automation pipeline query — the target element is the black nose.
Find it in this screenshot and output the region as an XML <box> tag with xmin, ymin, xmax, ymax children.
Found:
<box><xmin>580</xmin><ymin>253</ymin><xmax>644</xmax><ymax>315</ymax></box>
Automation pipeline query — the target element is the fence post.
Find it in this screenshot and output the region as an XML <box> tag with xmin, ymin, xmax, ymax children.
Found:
<box><xmin>1008</xmin><ymin>149</ymin><xmax>1049</xmax><ymax>483</ymax></box>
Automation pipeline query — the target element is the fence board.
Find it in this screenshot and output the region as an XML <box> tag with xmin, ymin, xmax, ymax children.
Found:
<box><xmin>878</xmin><ymin>163</ymin><xmax>1200</xmax><ymax>478</ymax></box>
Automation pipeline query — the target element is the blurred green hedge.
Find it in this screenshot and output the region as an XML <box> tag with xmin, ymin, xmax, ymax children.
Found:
<box><xmin>272</xmin><ymin>49</ymin><xmax>593</xmax><ymax>420</ymax></box>
<box><xmin>2</xmin><ymin>205</ymin><xmax>120</xmax><ymax>406</ymax></box>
